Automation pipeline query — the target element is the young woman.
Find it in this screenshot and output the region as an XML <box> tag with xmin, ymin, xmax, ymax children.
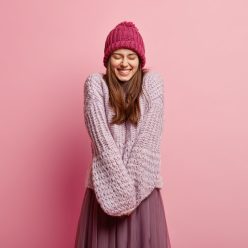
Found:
<box><xmin>74</xmin><ymin>21</ymin><xmax>171</xmax><ymax>248</ymax></box>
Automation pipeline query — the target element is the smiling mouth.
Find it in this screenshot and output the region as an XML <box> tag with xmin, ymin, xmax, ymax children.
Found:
<box><xmin>117</xmin><ymin>69</ymin><xmax>132</xmax><ymax>75</ymax></box>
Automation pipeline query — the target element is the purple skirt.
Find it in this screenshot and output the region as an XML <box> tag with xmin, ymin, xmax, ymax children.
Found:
<box><xmin>74</xmin><ymin>187</ymin><xmax>171</xmax><ymax>248</ymax></box>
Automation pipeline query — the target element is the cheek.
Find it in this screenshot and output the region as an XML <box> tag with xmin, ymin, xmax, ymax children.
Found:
<box><xmin>110</xmin><ymin>58</ymin><xmax>120</xmax><ymax>67</ymax></box>
<box><xmin>130</xmin><ymin>59</ymin><xmax>139</xmax><ymax>67</ymax></box>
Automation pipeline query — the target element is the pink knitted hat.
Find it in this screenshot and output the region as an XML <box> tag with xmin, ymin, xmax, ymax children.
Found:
<box><xmin>103</xmin><ymin>21</ymin><xmax>146</xmax><ymax>68</ymax></box>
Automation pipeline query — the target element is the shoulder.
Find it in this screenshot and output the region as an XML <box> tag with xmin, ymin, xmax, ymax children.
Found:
<box><xmin>142</xmin><ymin>71</ymin><xmax>164</xmax><ymax>101</ymax></box>
<box><xmin>84</xmin><ymin>72</ymin><xmax>104</xmax><ymax>100</ymax></box>
<box><xmin>84</xmin><ymin>72</ymin><xmax>103</xmax><ymax>89</ymax></box>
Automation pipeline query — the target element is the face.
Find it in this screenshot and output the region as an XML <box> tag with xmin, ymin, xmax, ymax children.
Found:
<box><xmin>110</xmin><ymin>48</ymin><xmax>139</xmax><ymax>82</ymax></box>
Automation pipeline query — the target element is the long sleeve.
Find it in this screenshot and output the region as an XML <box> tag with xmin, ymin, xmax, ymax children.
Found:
<box><xmin>124</xmin><ymin>72</ymin><xmax>165</xmax><ymax>207</ymax></box>
<box><xmin>83</xmin><ymin>73</ymin><xmax>136</xmax><ymax>216</ymax></box>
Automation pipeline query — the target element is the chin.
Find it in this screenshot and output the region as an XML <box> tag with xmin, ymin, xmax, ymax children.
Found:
<box><xmin>117</xmin><ymin>76</ymin><xmax>131</xmax><ymax>82</ymax></box>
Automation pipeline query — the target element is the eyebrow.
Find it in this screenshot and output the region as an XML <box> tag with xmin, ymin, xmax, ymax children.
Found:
<box><xmin>112</xmin><ymin>52</ymin><xmax>137</xmax><ymax>56</ymax></box>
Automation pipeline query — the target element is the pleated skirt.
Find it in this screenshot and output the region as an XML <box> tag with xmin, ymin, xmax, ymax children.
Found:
<box><xmin>74</xmin><ymin>187</ymin><xmax>171</xmax><ymax>248</ymax></box>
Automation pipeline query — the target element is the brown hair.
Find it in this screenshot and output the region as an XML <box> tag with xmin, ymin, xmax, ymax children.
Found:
<box><xmin>103</xmin><ymin>58</ymin><xmax>150</xmax><ymax>127</ymax></box>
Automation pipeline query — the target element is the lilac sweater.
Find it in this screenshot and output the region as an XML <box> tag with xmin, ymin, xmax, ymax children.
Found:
<box><xmin>83</xmin><ymin>71</ymin><xmax>165</xmax><ymax>216</ymax></box>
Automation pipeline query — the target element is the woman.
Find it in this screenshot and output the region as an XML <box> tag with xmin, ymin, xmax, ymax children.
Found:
<box><xmin>75</xmin><ymin>21</ymin><xmax>171</xmax><ymax>248</ymax></box>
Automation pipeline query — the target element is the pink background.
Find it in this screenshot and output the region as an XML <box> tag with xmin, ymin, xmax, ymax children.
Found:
<box><xmin>1</xmin><ymin>0</ymin><xmax>248</xmax><ymax>247</ymax></box>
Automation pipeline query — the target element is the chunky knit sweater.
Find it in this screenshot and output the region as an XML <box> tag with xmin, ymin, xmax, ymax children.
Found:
<box><xmin>83</xmin><ymin>71</ymin><xmax>165</xmax><ymax>217</ymax></box>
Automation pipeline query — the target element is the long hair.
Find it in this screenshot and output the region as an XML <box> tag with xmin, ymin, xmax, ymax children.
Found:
<box><xmin>103</xmin><ymin>58</ymin><xmax>150</xmax><ymax>126</ymax></box>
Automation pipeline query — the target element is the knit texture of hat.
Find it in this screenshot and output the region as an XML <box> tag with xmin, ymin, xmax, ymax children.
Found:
<box><xmin>103</xmin><ymin>21</ymin><xmax>146</xmax><ymax>68</ymax></box>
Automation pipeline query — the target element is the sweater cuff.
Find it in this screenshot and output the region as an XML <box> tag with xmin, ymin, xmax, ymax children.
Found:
<box><xmin>91</xmin><ymin>150</ymin><xmax>136</xmax><ymax>216</ymax></box>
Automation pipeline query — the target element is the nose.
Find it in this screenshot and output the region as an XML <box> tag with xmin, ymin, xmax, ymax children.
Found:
<box><xmin>121</xmin><ymin>57</ymin><xmax>128</xmax><ymax>67</ymax></box>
